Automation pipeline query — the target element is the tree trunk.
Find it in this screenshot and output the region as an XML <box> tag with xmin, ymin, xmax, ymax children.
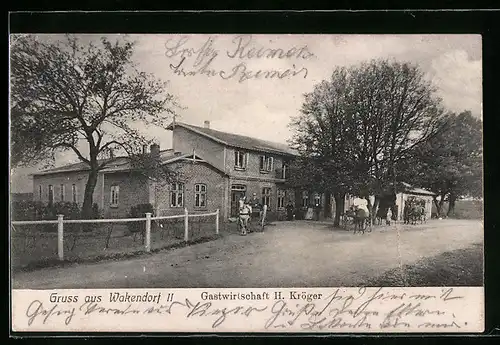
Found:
<box><xmin>77</xmin><ymin>166</ymin><xmax>100</xmax><ymax>237</ymax></box>
<box><xmin>447</xmin><ymin>193</ymin><xmax>457</xmax><ymax>217</ymax></box>
<box><xmin>333</xmin><ymin>192</ymin><xmax>345</xmax><ymax>228</ymax></box>
<box><xmin>438</xmin><ymin>192</ymin><xmax>446</xmax><ymax>217</ymax></box>
<box><xmin>365</xmin><ymin>196</ymin><xmax>374</xmax><ymax>227</ymax></box>
<box><xmin>372</xmin><ymin>195</ymin><xmax>381</xmax><ymax>222</ymax></box>
<box><xmin>81</xmin><ymin>168</ymin><xmax>99</xmax><ymax>219</ymax></box>
<box><xmin>324</xmin><ymin>191</ymin><xmax>332</xmax><ymax>218</ymax></box>
<box><xmin>433</xmin><ymin>196</ymin><xmax>441</xmax><ymax>217</ymax></box>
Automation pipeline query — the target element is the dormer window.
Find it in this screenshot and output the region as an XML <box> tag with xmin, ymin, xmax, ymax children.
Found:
<box><xmin>234</xmin><ymin>151</ymin><xmax>248</xmax><ymax>170</ymax></box>
<box><xmin>259</xmin><ymin>155</ymin><xmax>274</xmax><ymax>173</ymax></box>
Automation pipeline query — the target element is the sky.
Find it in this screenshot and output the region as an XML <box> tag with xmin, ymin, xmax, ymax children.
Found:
<box><xmin>10</xmin><ymin>34</ymin><xmax>482</xmax><ymax>193</ymax></box>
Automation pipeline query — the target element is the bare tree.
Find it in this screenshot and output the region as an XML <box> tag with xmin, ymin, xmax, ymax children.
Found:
<box><xmin>10</xmin><ymin>34</ymin><xmax>179</xmax><ymax>218</ymax></box>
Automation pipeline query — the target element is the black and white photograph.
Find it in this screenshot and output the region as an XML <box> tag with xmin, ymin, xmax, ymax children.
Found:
<box><xmin>9</xmin><ymin>33</ymin><xmax>483</xmax><ymax>293</ymax></box>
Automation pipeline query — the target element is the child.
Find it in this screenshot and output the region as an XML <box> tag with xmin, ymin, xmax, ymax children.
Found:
<box><xmin>386</xmin><ymin>207</ymin><xmax>393</xmax><ymax>226</ymax></box>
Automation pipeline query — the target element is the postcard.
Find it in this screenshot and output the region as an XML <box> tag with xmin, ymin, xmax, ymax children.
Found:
<box><xmin>9</xmin><ymin>33</ymin><xmax>484</xmax><ymax>333</ymax></box>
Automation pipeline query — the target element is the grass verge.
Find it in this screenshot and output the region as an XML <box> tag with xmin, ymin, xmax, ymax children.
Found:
<box><xmin>366</xmin><ymin>243</ymin><xmax>483</xmax><ymax>286</ymax></box>
<box><xmin>11</xmin><ymin>234</ymin><xmax>222</xmax><ymax>274</ymax></box>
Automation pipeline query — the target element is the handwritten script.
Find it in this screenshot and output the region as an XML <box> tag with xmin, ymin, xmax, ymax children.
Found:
<box><xmin>164</xmin><ymin>35</ymin><xmax>315</xmax><ymax>83</ymax></box>
<box><xmin>13</xmin><ymin>287</ymin><xmax>479</xmax><ymax>332</ymax></box>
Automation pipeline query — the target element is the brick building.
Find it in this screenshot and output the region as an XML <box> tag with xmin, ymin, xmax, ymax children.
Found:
<box><xmin>31</xmin><ymin>121</ymin><xmax>303</xmax><ymax>220</ymax></box>
<box><xmin>32</xmin><ymin>149</ymin><xmax>227</xmax><ymax>219</ymax></box>
<box><xmin>33</xmin><ymin>121</ymin><xmax>431</xmax><ymax>222</ymax></box>
<box><xmin>167</xmin><ymin>121</ymin><xmax>298</xmax><ymax>220</ymax></box>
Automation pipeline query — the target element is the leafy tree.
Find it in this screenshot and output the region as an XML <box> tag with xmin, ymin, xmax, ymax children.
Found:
<box><xmin>408</xmin><ymin>111</ymin><xmax>482</xmax><ymax>216</ymax></box>
<box><xmin>289</xmin><ymin>69</ymin><xmax>359</xmax><ymax>227</ymax></box>
<box><xmin>346</xmin><ymin>60</ymin><xmax>445</xmax><ymax>217</ymax></box>
<box><xmin>289</xmin><ymin>59</ymin><xmax>445</xmax><ymax>226</ymax></box>
<box><xmin>10</xmin><ymin>34</ymin><xmax>178</xmax><ymax>218</ymax></box>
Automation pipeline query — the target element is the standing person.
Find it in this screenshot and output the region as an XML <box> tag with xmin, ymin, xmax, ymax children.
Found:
<box><xmin>250</xmin><ymin>192</ymin><xmax>263</xmax><ymax>233</ymax></box>
<box><xmin>239</xmin><ymin>199</ymin><xmax>252</xmax><ymax>236</ymax></box>
<box><xmin>403</xmin><ymin>201</ymin><xmax>410</xmax><ymax>224</ymax></box>
<box><xmin>305</xmin><ymin>203</ymin><xmax>314</xmax><ymax>220</ymax></box>
<box><xmin>260</xmin><ymin>204</ymin><xmax>268</xmax><ymax>232</ymax></box>
<box><xmin>314</xmin><ymin>201</ymin><xmax>321</xmax><ymax>221</ymax></box>
<box><xmin>286</xmin><ymin>200</ymin><xmax>294</xmax><ymax>221</ymax></box>
<box><xmin>386</xmin><ymin>207</ymin><xmax>393</xmax><ymax>226</ymax></box>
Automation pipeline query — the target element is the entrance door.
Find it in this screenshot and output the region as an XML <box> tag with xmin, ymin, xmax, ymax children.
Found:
<box><xmin>230</xmin><ymin>184</ymin><xmax>246</xmax><ymax>217</ymax></box>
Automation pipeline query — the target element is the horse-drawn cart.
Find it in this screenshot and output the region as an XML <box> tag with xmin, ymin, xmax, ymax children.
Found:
<box><xmin>341</xmin><ymin>207</ymin><xmax>371</xmax><ymax>234</ymax></box>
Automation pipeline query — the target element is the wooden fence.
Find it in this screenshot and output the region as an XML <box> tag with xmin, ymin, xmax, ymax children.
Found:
<box><xmin>11</xmin><ymin>208</ymin><xmax>219</xmax><ymax>261</ymax></box>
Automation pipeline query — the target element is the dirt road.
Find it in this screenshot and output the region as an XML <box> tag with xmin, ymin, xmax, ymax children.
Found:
<box><xmin>12</xmin><ymin>219</ymin><xmax>483</xmax><ymax>289</ymax></box>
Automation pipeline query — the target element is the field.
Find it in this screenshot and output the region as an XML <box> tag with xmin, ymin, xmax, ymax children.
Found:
<box><xmin>432</xmin><ymin>199</ymin><xmax>483</xmax><ymax>219</ymax></box>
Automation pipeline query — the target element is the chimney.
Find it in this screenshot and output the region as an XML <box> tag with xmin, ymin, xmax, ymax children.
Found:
<box><xmin>142</xmin><ymin>144</ymin><xmax>148</xmax><ymax>154</ymax></box>
<box><xmin>204</xmin><ymin>120</ymin><xmax>210</xmax><ymax>129</ymax></box>
<box><xmin>109</xmin><ymin>149</ymin><xmax>114</xmax><ymax>159</ymax></box>
<box><xmin>150</xmin><ymin>144</ymin><xmax>160</xmax><ymax>158</ymax></box>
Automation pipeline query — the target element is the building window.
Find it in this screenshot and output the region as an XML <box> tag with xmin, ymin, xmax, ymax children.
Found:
<box><xmin>170</xmin><ymin>183</ymin><xmax>184</xmax><ymax>207</ymax></box>
<box><xmin>59</xmin><ymin>184</ymin><xmax>65</xmax><ymax>202</ymax></box>
<box><xmin>194</xmin><ymin>183</ymin><xmax>207</xmax><ymax>208</ymax></box>
<box><xmin>262</xmin><ymin>187</ymin><xmax>272</xmax><ymax>209</ymax></box>
<box><xmin>231</xmin><ymin>184</ymin><xmax>247</xmax><ymax>191</ymax></box>
<box><xmin>259</xmin><ymin>155</ymin><xmax>274</xmax><ymax>173</ymax></box>
<box><xmin>281</xmin><ymin>161</ymin><xmax>289</xmax><ymax>179</ymax></box>
<box><xmin>110</xmin><ymin>185</ymin><xmax>120</xmax><ymax>207</ymax></box>
<box><xmin>314</xmin><ymin>193</ymin><xmax>322</xmax><ymax>206</ymax></box>
<box><xmin>39</xmin><ymin>185</ymin><xmax>42</xmax><ymax>201</ymax></box>
<box><xmin>72</xmin><ymin>184</ymin><xmax>77</xmax><ymax>203</ymax></box>
<box><xmin>48</xmin><ymin>185</ymin><xmax>54</xmax><ymax>204</ymax></box>
<box><xmin>302</xmin><ymin>191</ymin><xmax>309</xmax><ymax>207</ymax></box>
<box><xmin>277</xmin><ymin>190</ymin><xmax>286</xmax><ymax>209</ymax></box>
<box><xmin>234</xmin><ymin>151</ymin><xmax>248</xmax><ymax>170</ymax></box>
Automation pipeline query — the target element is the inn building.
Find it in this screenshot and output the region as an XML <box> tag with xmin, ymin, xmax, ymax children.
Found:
<box><xmin>31</xmin><ymin>120</ymin><xmax>436</xmax><ymax>222</ymax></box>
<box><xmin>31</xmin><ymin>121</ymin><xmax>307</xmax><ymax>221</ymax></box>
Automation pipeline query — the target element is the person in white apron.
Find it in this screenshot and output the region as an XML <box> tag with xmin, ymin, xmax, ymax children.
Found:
<box><xmin>239</xmin><ymin>200</ymin><xmax>252</xmax><ymax>236</ymax></box>
<box><xmin>259</xmin><ymin>204</ymin><xmax>268</xmax><ymax>231</ymax></box>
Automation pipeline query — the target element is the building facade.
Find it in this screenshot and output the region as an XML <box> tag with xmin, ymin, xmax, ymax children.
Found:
<box><xmin>343</xmin><ymin>182</ymin><xmax>436</xmax><ymax>221</ymax></box>
<box><xmin>167</xmin><ymin>121</ymin><xmax>298</xmax><ymax>221</ymax></box>
<box><xmin>31</xmin><ymin>121</ymin><xmax>299</xmax><ymax>220</ymax></box>
<box><xmin>32</xmin><ymin>151</ymin><xmax>228</xmax><ymax>219</ymax></box>
<box><xmin>30</xmin><ymin>121</ymin><xmax>435</xmax><ymax>222</ymax></box>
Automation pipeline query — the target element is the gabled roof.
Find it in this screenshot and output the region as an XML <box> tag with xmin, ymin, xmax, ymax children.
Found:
<box><xmin>400</xmin><ymin>182</ymin><xmax>436</xmax><ymax>196</ymax></box>
<box><xmin>31</xmin><ymin>149</ymin><xmax>227</xmax><ymax>177</ymax></box>
<box><xmin>167</xmin><ymin>122</ymin><xmax>298</xmax><ymax>156</ymax></box>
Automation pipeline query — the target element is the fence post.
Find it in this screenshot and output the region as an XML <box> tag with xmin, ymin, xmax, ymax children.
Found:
<box><xmin>215</xmin><ymin>209</ymin><xmax>220</xmax><ymax>235</ymax></box>
<box><xmin>57</xmin><ymin>214</ymin><xmax>64</xmax><ymax>261</ymax></box>
<box><xmin>184</xmin><ymin>208</ymin><xmax>189</xmax><ymax>242</ymax></box>
<box><xmin>145</xmin><ymin>212</ymin><xmax>152</xmax><ymax>252</ymax></box>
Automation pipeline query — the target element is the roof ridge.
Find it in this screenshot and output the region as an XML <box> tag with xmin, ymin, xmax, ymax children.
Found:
<box><xmin>184</xmin><ymin>122</ymin><xmax>290</xmax><ymax>148</ymax></box>
<box><xmin>172</xmin><ymin>122</ymin><xmax>297</xmax><ymax>156</ymax></box>
<box><xmin>34</xmin><ymin>148</ymin><xmax>176</xmax><ymax>175</ymax></box>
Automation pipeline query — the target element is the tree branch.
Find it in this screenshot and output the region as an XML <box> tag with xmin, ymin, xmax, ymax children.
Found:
<box><xmin>52</xmin><ymin>142</ymin><xmax>90</xmax><ymax>165</ymax></box>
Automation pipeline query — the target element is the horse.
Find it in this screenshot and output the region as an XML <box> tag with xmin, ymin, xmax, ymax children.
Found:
<box><xmin>353</xmin><ymin>208</ymin><xmax>370</xmax><ymax>234</ymax></box>
<box><xmin>409</xmin><ymin>204</ymin><xmax>425</xmax><ymax>225</ymax></box>
<box><xmin>375</xmin><ymin>207</ymin><xmax>388</xmax><ymax>226</ymax></box>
